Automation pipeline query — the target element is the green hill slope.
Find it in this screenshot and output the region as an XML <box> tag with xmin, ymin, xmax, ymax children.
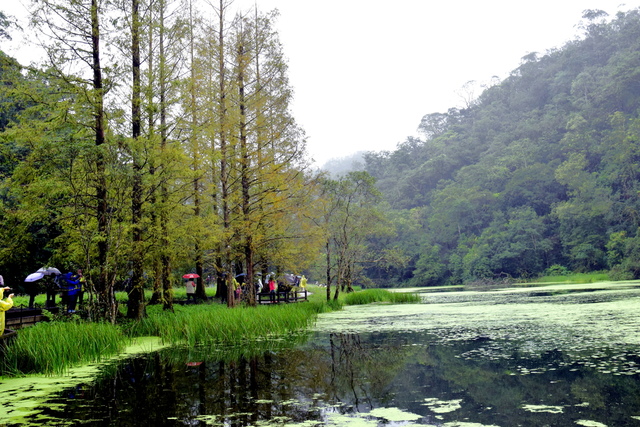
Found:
<box><xmin>364</xmin><ymin>8</ymin><xmax>640</xmax><ymax>286</ymax></box>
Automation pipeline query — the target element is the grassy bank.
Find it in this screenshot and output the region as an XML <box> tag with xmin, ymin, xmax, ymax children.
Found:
<box><xmin>1</xmin><ymin>286</ymin><xmax>418</xmax><ymax>376</ymax></box>
<box><xmin>1</xmin><ymin>321</ymin><xmax>126</xmax><ymax>376</ymax></box>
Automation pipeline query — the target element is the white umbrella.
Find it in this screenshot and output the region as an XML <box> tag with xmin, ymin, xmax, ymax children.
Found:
<box><xmin>36</xmin><ymin>267</ymin><xmax>61</xmax><ymax>275</ymax></box>
<box><xmin>25</xmin><ymin>272</ymin><xmax>45</xmax><ymax>282</ymax></box>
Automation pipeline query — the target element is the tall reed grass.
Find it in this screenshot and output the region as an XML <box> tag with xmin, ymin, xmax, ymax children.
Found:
<box><xmin>342</xmin><ymin>288</ymin><xmax>420</xmax><ymax>305</ymax></box>
<box><xmin>1</xmin><ymin>320</ymin><xmax>126</xmax><ymax>376</ymax></box>
<box><xmin>128</xmin><ymin>301</ymin><xmax>325</xmax><ymax>346</ymax></box>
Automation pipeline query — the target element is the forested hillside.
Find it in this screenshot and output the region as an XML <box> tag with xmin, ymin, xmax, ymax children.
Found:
<box><xmin>363</xmin><ymin>8</ymin><xmax>640</xmax><ymax>286</ymax></box>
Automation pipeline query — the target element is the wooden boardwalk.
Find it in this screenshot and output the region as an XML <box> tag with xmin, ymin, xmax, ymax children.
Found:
<box><xmin>5</xmin><ymin>307</ymin><xmax>56</xmax><ymax>330</ymax></box>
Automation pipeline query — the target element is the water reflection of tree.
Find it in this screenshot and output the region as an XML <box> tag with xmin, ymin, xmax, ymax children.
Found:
<box><xmin>40</xmin><ymin>331</ymin><xmax>640</xmax><ymax>426</ymax></box>
<box><xmin>329</xmin><ymin>333</ymin><xmax>372</xmax><ymax>410</ymax></box>
<box><xmin>44</xmin><ymin>333</ymin><xmax>414</xmax><ymax>425</ymax></box>
<box><xmin>322</xmin><ymin>332</ymin><xmax>415</xmax><ymax>412</ymax></box>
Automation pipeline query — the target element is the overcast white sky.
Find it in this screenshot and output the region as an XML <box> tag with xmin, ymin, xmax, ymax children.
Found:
<box><xmin>1</xmin><ymin>0</ymin><xmax>630</xmax><ymax>165</ymax></box>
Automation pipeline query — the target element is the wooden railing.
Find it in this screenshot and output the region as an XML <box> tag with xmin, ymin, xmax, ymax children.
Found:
<box><xmin>257</xmin><ymin>289</ymin><xmax>308</xmax><ymax>304</ymax></box>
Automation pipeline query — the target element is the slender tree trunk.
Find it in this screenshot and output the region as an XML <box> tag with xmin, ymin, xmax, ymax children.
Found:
<box><xmin>237</xmin><ymin>34</ymin><xmax>256</xmax><ymax>306</ymax></box>
<box><xmin>188</xmin><ymin>0</ymin><xmax>207</xmax><ymax>302</ymax></box>
<box><xmin>159</xmin><ymin>0</ymin><xmax>173</xmax><ymax>311</ymax></box>
<box><xmin>325</xmin><ymin>240</ymin><xmax>332</xmax><ymax>301</ymax></box>
<box><xmin>127</xmin><ymin>0</ymin><xmax>146</xmax><ymax>320</ymax></box>
<box><xmin>147</xmin><ymin>9</ymin><xmax>162</xmax><ymax>306</ymax></box>
<box><xmin>91</xmin><ymin>0</ymin><xmax>116</xmax><ymax>322</ymax></box>
<box><xmin>216</xmin><ymin>0</ymin><xmax>233</xmax><ymax>308</ymax></box>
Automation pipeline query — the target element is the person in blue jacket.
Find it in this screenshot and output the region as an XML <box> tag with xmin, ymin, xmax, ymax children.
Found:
<box><xmin>61</xmin><ymin>272</ymin><xmax>80</xmax><ymax>313</ymax></box>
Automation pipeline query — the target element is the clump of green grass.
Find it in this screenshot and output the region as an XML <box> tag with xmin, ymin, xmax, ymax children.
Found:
<box><xmin>1</xmin><ymin>319</ymin><xmax>126</xmax><ymax>376</ymax></box>
<box><xmin>128</xmin><ymin>301</ymin><xmax>327</xmax><ymax>346</ymax></box>
<box><xmin>342</xmin><ymin>288</ymin><xmax>420</xmax><ymax>305</ymax></box>
<box><xmin>533</xmin><ymin>272</ymin><xmax>609</xmax><ymax>284</ymax></box>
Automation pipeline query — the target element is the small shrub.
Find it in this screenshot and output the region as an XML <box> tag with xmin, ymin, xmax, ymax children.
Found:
<box><xmin>545</xmin><ymin>265</ymin><xmax>571</xmax><ymax>276</ymax></box>
<box><xmin>608</xmin><ymin>265</ymin><xmax>635</xmax><ymax>281</ymax></box>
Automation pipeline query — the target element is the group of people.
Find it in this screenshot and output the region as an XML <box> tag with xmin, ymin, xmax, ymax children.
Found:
<box><xmin>231</xmin><ymin>273</ymin><xmax>306</xmax><ymax>303</ymax></box>
<box><xmin>193</xmin><ymin>272</ymin><xmax>307</xmax><ymax>304</ymax></box>
<box><xmin>39</xmin><ymin>269</ymin><xmax>85</xmax><ymax>313</ymax></box>
<box><xmin>231</xmin><ymin>274</ymin><xmax>278</xmax><ymax>302</ymax></box>
<box><xmin>196</xmin><ymin>273</ymin><xmax>307</xmax><ymax>303</ymax></box>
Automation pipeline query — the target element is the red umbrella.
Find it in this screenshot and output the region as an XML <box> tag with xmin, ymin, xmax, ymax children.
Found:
<box><xmin>182</xmin><ymin>273</ymin><xmax>200</xmax><ymax>279</ymax></box>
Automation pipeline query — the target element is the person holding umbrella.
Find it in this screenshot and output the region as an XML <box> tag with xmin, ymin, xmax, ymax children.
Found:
<box><xmin>25</xmin><ymin>267</ymin><xmax>62</xmax><ymax>309</ymax></box>
<box><xmin>185</xmin><ymin>278</ymin><xmax>196</xmax><ymax>303</ymax></box>
<box><xmin>43</xmin><ymin>272</ymin><xmax>61</xmax><ymax>308</ymax></box>
<box><xmin>183</xmin><ymin>273</ymin><xmax>199</xmax><ymax>303</ymax></box>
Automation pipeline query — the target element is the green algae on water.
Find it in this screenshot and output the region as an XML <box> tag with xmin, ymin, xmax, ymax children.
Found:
<box><xmin>368</xmin><ymin>407</ymin><xmax>423</xmax><ymax>421</ymax></box>
<box><xmin>522</xmin><ymin>404</ymin><xmax>564</xmax><ymax>413</ymax></box>
<box><xmin>0</xmin><ymin>337</ymin><xmax>167</xmax><ymax>426</ymax></box>
<box><xmin>314</xmin><ymin>281</ymin><xmax>640</xmax><ymax>377</ymax></box>
<box><xmin>423</xmin><ymin>398</ymin><xmax>463</xmax><ymax>414</ymax></box>
<box><xmin>575</xmin><ymin>420</ymin><xmax>608</xmax><ymax>427</ymax></box>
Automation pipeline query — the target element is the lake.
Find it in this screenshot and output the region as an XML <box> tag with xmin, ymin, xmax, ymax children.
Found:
<box><xmin>3</xmin><ymin>282</ymin><xmax>640</xmax><ymax>426</ymax></box>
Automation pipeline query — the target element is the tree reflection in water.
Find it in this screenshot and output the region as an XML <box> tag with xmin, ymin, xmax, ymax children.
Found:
<box><xmin>27</xmin><ymin>329</ymin><xmax>640</xmax><ymax>426</ymax></box>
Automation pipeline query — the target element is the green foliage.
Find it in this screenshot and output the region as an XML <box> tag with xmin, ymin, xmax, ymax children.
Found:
<box><xmin>364</xmin><ymin>7</ymin><xmax>640</xmax><ymax>285</ymax></box>
<box><xmin>605</xmin><ymin>228</ymin><xmax>640</xmax><ymax>279</ymax></box>
<box><xmin>545</xmin><ymin>264</ymin><xmax>571</xmax><ymax>277</ymax></box>
<box><xmin>318</xmin><ymin>171</ymin><xmax>393</xmax><ymax>296</ymax></box>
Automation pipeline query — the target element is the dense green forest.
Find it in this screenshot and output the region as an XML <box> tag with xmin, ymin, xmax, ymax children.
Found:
<box><xmin>361</xmin><ymin>8</ymin><xmax>640</xmax><ymax>287</ymax></box>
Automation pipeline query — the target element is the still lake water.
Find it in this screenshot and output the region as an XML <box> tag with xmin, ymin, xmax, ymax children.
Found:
<box><xmin>6</xmin><ymin>282</ymin><xmax>640</xmax><ymax>426</ymax></box>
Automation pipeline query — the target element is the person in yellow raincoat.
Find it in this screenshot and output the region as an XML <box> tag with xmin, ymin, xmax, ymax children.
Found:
<box><xmin>0</xmin><ymin>284</ymin><xmax>14</xmax><ymax>336</ymax></box>
<box><xmin>232</xmin><ymin>277</ymin><xmax>241</xmax><ymax>301</ymax></box>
